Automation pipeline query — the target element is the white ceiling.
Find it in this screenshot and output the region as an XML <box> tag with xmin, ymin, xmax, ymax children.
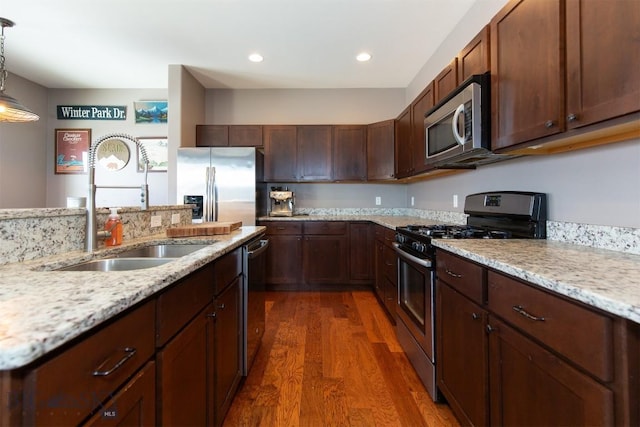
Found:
<box><xmin>3</xmin><ymin>0</ymin><xmax>481</xmax><ymax>90</ymax></box>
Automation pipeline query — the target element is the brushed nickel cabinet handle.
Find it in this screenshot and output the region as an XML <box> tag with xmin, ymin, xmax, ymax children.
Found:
<box><xmin>512</xmin><ymin>305</ymin><xmax>545</xmax><ymax>322</ymax></box>
<box><xmin>471</xmin><ymin>312</ymin><xmax>479</xmax><ymax>320</ymax></box>
<box><xmin>92</xmin><ymin>347</ymin><xmax>136</xmax><ymax>377</ymax></box>
<box><xmin>545</xmin><ymin>120</ymin><xmax>554</xmax><ymax>128</ymax></box>
<box><xmin>445</xmin><ymin>268</ymin><xmax>463</xmax><ymax>278</ymax></box>
<box><xmin>567</xmin><ymin>113</ymin><xmax>577</xmax><ymax>122</ymax></box>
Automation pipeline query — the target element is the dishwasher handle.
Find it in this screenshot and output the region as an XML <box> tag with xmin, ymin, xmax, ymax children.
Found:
<box><xmin>247</xmin><ymin>239</ymin><xmax>269</xmax><ymax>259</ymax></box>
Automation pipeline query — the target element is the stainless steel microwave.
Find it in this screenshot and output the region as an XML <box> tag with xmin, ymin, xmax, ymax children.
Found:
<box><xmin>424</xmin><ymin>73</ymin><xmax>503</xmax><ymax>169</ymax></box>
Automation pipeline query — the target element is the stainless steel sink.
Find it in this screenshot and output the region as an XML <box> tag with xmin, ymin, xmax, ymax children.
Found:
<box><xmin>57</xmin><ymin>257</ymin><xmax>174</xmax><ymax>272</ymax></box>
<box><xmin>114</xmin><ymin>244</ymin><xmax>211</xmax><ymax>258</ymax></box>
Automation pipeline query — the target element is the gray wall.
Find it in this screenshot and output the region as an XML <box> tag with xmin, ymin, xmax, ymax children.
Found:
<box><xmin>0</xmin><ymin>73</ymin><xmax>48</xmax><ymax>208</ymax></box>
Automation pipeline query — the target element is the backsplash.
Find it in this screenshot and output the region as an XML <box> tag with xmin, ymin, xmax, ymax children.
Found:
<box><xmin>1</xmin><ymin>206</ymin><xmax>637</xmax><ymax>265</ymax></box>
<box><xmin>0</xmin><ymin>206</ymin><xmax>193</xmax><ymax>265</ymax></box>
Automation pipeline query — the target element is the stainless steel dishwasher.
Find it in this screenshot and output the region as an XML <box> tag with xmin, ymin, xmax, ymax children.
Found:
<box><xmin>242</xmin><ymin>234</ymin><xmax>269</xmax><ymax>375</ymax></box>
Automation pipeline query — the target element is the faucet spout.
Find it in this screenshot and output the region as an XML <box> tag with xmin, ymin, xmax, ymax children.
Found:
<box><xmin>85</xmin><ymin>133</ymin><xmax>150</xmax><ymax>252</ymax></box>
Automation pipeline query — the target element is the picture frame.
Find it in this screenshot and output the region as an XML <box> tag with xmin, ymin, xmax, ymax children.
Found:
<box><xmin>134</xmin><ymin>100</ymin><xmax>168</xmax><ymax>124</ymax></box>
<box><xmin>137</xmin><ymin>136</ymin><xmax>168</xmax><ymax>172</ymax></box>
<box><xmin>55</xmin><ymin>128</ymin><xmax>91</xmax><ymax>174</ymax></box>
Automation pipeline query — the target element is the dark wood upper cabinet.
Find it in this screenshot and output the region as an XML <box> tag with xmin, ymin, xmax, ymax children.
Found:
<box><xmin>333</xmin><ymin>125</ymin><xmax>367</xmax><ymax>181</ymax></box>
<box><xmin>229</xmin><ymin>125</ymin><xmax>263</xmax><ymax>146</ymax></box>
<box><xmin>457</xmin><ymin>25</ymin><xmax>490</xmax><ymax>83</ymax></box>
<box><xmin>395</xmin><ymin>106</ymin><xmax>412</xmax><ymax>178</ymax></box>
<box><xmin>491</xmin><ymin>0</ymin><xmax>565</xmax><ymax>150</ymax></box>
<box><xmin>297</xmin><ymin>125</ymin><xmax>333</xmax><ymax>181</ymax></box>
<box><xmin>565</xmin><ymin>0</ymin><xmax>640</xmax><ymax>130</ymax></box>
<box><xmin>196</xmin><ymin>125</ymin><xmax>228</xmax><ymax>147</ymax></box>
<box><xmin>264</xmin><ymin>125</ymin><xmax>298</xmax><ymax>181</ymax></box>
<box><xmin>197</xmin><ymin>125</ymin><xmax>263</xmax><ymax>147</ymax></box>
<box><xmin>411</xmin><ymin>82</ymin><xmax>435</xmax><ymax>175</ymax></box>
<box><xmin>367</xmin><ymin>119</ymin><xmax>395</xmax><ymax>180</ymax></box>
<box><xmin>434</xmin><ymin>58</ymin><xmax>459</xmax><ymax>104</ymax></box>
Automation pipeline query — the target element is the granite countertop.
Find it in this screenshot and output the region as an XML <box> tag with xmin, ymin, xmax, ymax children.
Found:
<box><xmin>258</xmin><ymin>214</ymin><xmax>438</xmax><ymax>229</ymax></box>
<box><xmin>433</xmin><ymin>239</ymin><xmax>640</xmax><ymax>324</ymax></box>
<box><xmin>0</xmin><ymin>226</ymin><xmax>265</xmax><ymax>371</ymax></box>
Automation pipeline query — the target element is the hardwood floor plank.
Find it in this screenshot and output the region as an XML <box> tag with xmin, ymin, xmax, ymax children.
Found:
<box><xmin>224</xmin><ymin>291</ymin><xmax>460</xmax><ymax>427</ymax></box>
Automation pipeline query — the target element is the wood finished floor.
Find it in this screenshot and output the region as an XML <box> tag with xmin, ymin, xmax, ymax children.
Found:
<box><xmin>224</xmin><ymin>291</ymin><xmax>460</xmax><ymax>427</ymax></box>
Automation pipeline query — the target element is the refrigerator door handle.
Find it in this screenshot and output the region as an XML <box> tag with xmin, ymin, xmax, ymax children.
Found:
<box><xmin>205</xmin><ymin>166</ymin><xmax>216</xmax><ymax>222</ymax></box>
<box><xmin>204</xmin><ymin>167</ymin><xmax>210</xmax><ymax>222</ymax></box>
<box><xmin>211</xmin><ymin>166</ymin><xmax>218</xmax><ymax>221</ymax></box>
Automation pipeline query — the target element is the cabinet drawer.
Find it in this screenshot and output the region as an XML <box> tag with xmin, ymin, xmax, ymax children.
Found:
<box><xmin>383</xmin><ymin>228</ymin><xmax>396</xmax><ymax>247</ymax></box>
<box><xmin>487</xmin><ymin>271</ymin><xmax>613</xmax><ymax>382</ymax></box>
<box><xmin>214</xmin><ymin>247</ymin><xmax>242</xmax><ymax>295</ymax></box>
<box><xmin>304</xmin><ymin>221</ymin><xmax>347</xmax><ymax>235</ymax></box>
<box><xmin>436</xmin><ymin>251</ymin><xmax>485</xmax><ymax>305</ymax></box>
<box><xmin>23</xmin><ymin>301</ymin><xmax>155</xmax><ymax>426</ymax></box>
<box><xmin>374</xmin><ymin>224</ymin><xmax>386</xmax><ymax>242</ymax></box>
<box><xmin>157</xmin><ymin>263</ymin><xmax>215</xmax><ymax>346</ymax></box>
<box><xmin>263</xmin><ymin>222</ymin><xmax>302</xmax><ymax>235</ymax></box>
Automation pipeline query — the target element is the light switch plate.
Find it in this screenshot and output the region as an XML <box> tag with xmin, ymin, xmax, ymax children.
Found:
<box><xmin>150</xmin><ymin>215</ymin><xmax>162</xmax><ymax>228</ymax></box>
<box><xmin>171</xmin><ymin>213</ymin><xmax>181</xmax><ymax>224</ymax></box>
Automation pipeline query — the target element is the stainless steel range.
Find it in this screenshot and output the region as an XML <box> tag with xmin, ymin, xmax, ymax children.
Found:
<box><xmin>393</xmin><ymin>191</ymin><xmax>547</xmax><ymax>401</ymax></box>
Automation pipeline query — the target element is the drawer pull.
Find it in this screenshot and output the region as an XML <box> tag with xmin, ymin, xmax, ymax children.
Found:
<box><xmin>471</xmin><ymin>312</ymin><xmax>479</xmax><ymax>320</ymax></box>
<box><xmin>92</xmin><ymin>347</ymin><xmax>137</xmax><ymax>377</ymax></box>
<box><xmin>512</xmin><ymin>305</ymin><xmax>545</xmax><ymax>322</ymax></box>
<box><xmin>445</xmin><ymin>269</ymin><xmax>463</xmax><ymax>278</ymax></box>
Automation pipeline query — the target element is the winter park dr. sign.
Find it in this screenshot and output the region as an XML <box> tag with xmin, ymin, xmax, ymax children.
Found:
<box><xmin>56</xmin><ymin>105</ymin><xmax>126</xmax><ymax>120</ymax></box>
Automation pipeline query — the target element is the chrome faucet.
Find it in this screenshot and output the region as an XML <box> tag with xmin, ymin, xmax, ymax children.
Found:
<box><xmin>85</xmin><ymin>133</ymin><xmax>150</xmax><ymax>252</ymax></box>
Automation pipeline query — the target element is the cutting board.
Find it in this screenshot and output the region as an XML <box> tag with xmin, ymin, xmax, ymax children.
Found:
<box><xmin>166</xmin><ymin>221</ymin><xmax>242</xmax><ymax>237</ymax></box>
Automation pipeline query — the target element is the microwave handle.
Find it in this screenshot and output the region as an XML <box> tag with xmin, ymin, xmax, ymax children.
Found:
<box><xmin>452</xmin><ymin>104</ymin><xmax>466</xmax><ymax>145</ymax></box>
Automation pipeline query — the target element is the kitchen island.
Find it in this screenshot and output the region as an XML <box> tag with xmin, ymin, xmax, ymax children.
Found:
<box><xmin>0</xmin><ymin>226</ymin><xmax>264</xmax><ymax>371</ymax></box>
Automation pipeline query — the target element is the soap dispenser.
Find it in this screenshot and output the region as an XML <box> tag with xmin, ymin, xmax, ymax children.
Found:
<box><xmin>104</xmin><ymin>208</ymin><xmax>123</xmax><ymax>246</ymax></box>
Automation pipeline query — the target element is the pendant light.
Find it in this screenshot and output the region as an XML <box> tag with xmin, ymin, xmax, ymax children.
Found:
<box><xmin>0</xmin><ymin>18</ymin><xmax>39</xmax><ymax>123</ymax></box>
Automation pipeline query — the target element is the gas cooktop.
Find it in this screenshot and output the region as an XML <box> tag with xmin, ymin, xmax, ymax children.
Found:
<box><xmin>399</xmin><ymin>224</ymin><xmax>513</xmax><ymax>240</ymax></box>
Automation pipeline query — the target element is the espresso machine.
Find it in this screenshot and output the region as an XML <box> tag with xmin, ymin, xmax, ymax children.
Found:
<box><xmin>269</xmin><ymin>187</ymin><xmax>294</xmax><ymax>217</ymax></box>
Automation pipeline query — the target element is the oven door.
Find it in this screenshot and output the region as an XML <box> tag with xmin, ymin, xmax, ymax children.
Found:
<box><xmin>394</xmin><ymin>243</ymin><xmax>435</xmax><ymax>363</ymax></box>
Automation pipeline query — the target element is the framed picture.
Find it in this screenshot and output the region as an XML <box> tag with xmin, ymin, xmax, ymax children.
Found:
<box><xmin>134</xmin><ymin>100</ymin><xmax>168</xmax><ymax>124</ymax></box>
<box><xmin>55</xmin><ymin>128</ymin><xmax>91</xmax><ymax>174</ymax></box>
<box><xmin>137</xmin><ymin>136</ymin><xmax>168</xmax><ymax>172</ymax></box>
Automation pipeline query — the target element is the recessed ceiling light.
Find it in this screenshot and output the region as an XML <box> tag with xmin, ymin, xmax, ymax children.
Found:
<box><xmin>356</xmin><ymin>52</ymin><xmax>372</xmax><ymax>62</ymax></box>
<box><xmin>248</xmin><ymin>53</ymin><xmax>263</xmax><ymax>63</ymax></box>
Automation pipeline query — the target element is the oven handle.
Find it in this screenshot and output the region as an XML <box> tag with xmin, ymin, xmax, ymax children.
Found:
<box><xmin>393</xmin><ymin>242</ymin><xmax>433</xmax><ymax>268</ymax></box>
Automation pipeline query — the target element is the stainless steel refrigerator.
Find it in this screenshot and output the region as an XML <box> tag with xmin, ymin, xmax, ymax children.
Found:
<box><xmin>176</xmin><ymin>147</ymin><xmax>265</xmax><ymax>225</ymax></box>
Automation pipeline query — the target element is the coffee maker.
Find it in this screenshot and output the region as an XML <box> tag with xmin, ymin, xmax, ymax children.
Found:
<box><xmin>269</xmin><ymin>187</ymin><xmax>294</xmax><ymax>217</ymax></box>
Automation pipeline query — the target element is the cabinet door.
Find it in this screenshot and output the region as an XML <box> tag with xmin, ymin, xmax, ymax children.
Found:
<box><xmin>157</xmin><ymin>304</ymin><xmax>214</xmax><ymax>426</ymax></box>
<box><xmin>411</xmin><ymin>82</ymin><xmax>435</xmax><ymax>175</ymax></box>
<box><xmin>395</xmin><ymin>106</ymin><xmax>413</xmax><ymax>178</ymax></box>
<box><xmin>488</xmin><ymin>316</ymin><xmax>614</xmax><ymax>426</ymax></box>
<box><xmin>264</xmin><ymin>125</ymin><xmax>298</xmax><ymax>181</ymax></box>
<box><xmin>214</xmin><ymin>276</ymin><xmax>242</xmax><ymax>427</ymax></box>
<box><xmin>491</xmin><ymin>0</ymin><xmax>564</xmax><ymax>150</ymax></box>
<box><xmin>348</xmin><ymin>222</ymin><xmax>373</xmax><ymax>284</ymax></box>
<box><xmin>83</xmin><ymin>361</ymin><xmax>156</xmax><ymax>427</ymax></box>
<box><xmin>303</xmin><ymin>235</ymin><xmax>348</xmax><ymax>286</ymax></box>
<box><xmin>265</xmin><ymin>234</ymin><xmax>303</xmax><ymax>288</ymax></box>
<box><xmin>434</xmin><ymin>58</ymin><xmax>459</xmax><ymax>104</ymax></box>
<box><xmin>565</xmin><ymin>0</ymin><xmax>640</xmax><ymax>129</ymax></box>
<box><xmin>374</xmin><ymin>238</ymin><xmax>386</xmax><ymax>303</ymax></box>
<box><xmin>458</xmin><ymin>25</ymin><xmax>490</xmax><ymax>83</ymax></box>
<box><xmin>196</xmin><ymin>125</ymin><xmax>228</xmax><ymax>146</ymax></box>
<box><xmin>333</xmin><ymin>125</ymin><xmax>367</xmax><ymax>181</ymax></box>
<box><xmin>366</xmin><ymin>119</ymin><xmax>395</xmax><ymax>180</ymax></box>
<box><xmin>297</xmin><ymin>125</ymin><xmax>333</xmax><ymax>181</ymax></box>
<box><xmin>229</xmin><ymin>125</ymin><xmax>263</xmax><ymax>147</ymax></box>
<box><xmin>436</xmin><ymin>282</ymin><xmax>489</xmax><ymax>427</ymax></box>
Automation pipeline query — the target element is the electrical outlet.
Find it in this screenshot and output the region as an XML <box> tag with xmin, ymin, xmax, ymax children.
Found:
<box><xmin>375</xmin><ymin>196</ymin><xmax>381</xmax><ymax>206</ymax></box>
<box><xmin>453</xmin><ymin>194</ymin><xmax>459</xmax><ymax>208</ymax></box>
<box><xmin>150</xmin><ymin>215</ymin><xmax>162</xmax><ymax>228</ymax></box>
<box><xmin>411</xmin><ymin>196</ymin><xmax>415</xmax><ymax>206</ymax></box>
<box><xmin>171</xmin><ymin>213</ymin><xmax>181</xmax><ymax>224</ymax></box>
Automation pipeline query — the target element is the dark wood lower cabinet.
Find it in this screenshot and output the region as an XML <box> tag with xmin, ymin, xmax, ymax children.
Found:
<box><xmin>302</xmin><ymin>234</ymin><xmax>348</xmax><ymax>286</ymax></box>
<box><xmin>214</xmin><ymin>276</ymin><xmax>242</xmax><ymax>427</ymax></box>
<box><xmin>488</xmin><ymin>316</ymin><xmax>615</xmax><ymax>426</ymax></box>
<box><xmin>437</xmin><ymin>282</ymin><xmax>488</xmax><ymax>427</ymax></box>
<box><xmin>157</xmin><ymin>304</ymin><xmax>213</xmax><ymax>426</ymax></box>
<box><xmin>83</xmin><ymin>361</ymin><xmax>156</xmax><ymax>427</ymax></box>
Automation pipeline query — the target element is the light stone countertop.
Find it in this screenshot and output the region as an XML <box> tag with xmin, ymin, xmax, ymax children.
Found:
<box><xmin>432</xmin><ymin>239</ymin><xmax>640</xmax><ymax>324</ymax></box>
<box><xmin>0</xmin><ymin>226</ymin><xmax>265</xmax><ymax>370</ymax></box>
